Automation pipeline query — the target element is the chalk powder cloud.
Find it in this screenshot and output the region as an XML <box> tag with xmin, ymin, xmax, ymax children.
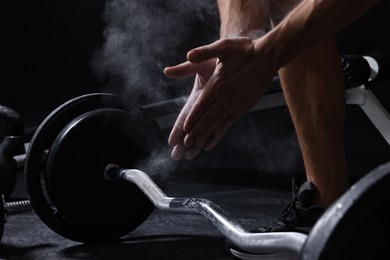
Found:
<box><xmin>92</xmin><ymin>0</ymin><xmax>218</xmax><ymax>105</ymax></box>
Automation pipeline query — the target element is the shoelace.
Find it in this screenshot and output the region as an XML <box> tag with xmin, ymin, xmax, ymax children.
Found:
<box><xmin>276</xmin><ymin>179</ymin><xmax>303</xmax><ymax>224</ymax></box>
<box><xmin>277</xmin><ymin>180</ymin><xmax>324</xmax><ymax>226</ymax></box>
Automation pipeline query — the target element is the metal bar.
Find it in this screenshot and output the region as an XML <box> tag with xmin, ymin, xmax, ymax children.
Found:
<box><xmin>104</xmin><ymin>165</ymin><xmax>307</xmax><ymax>254</ymax></box>
<box><xmin>359</xmin><ymin>89</ymin><xmax>390</xmax><ymax>146</ymax></box>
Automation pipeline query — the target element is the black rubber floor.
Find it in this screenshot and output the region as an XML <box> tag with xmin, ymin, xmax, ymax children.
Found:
<box><xmin>1</xmin><ymin>169</ymin><xmax>296</xmax><ymax>260</ymax></box>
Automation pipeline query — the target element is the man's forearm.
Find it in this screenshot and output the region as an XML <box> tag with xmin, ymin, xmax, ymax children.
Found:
<box><xmin>258</xmin><ymin>0</ymin><xmax>380</xmax><ymax>69</ymax></box>
<box><xmin>217</xmin><ymin>0</ymin><xmax>268</xmax><ymax>39</ymax></box>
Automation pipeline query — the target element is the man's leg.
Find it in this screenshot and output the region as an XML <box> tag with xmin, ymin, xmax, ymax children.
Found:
<box><xmin>278</xmin><ymin>38</ymin><xmax>349</xmax><ymax>208</ymax></box>
<box><xmin>227</xmin><ymin>39</ymin><xmax>349</xmax><ymax>259</ymax></box>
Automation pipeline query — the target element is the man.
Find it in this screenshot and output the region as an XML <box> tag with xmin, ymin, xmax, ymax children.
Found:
<box><xmin>164</xmin><ymin>0</ymin><xmax>379</xmax><ymax>257</ymax></box>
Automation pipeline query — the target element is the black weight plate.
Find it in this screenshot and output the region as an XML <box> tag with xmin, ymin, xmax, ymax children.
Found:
<box><xmin>25</xmin><ymin>93</ymin><xmax>167</xmax><ymax>243</ymax></box>
<box><xmin>300</xmin><ymin>161</ymin><xmax>390</xmax><ymax>260</ymax></box>
<box><xmin>46</xmin><ymin>108</ymin><xmax>163</xmax><ymax>240</ymax></box>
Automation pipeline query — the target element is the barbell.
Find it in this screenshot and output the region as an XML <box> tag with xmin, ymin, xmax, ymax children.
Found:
<box><xmin>104</xmin><ymin>162</ymin><xmax>390</xmax><ymax>260</ymax></box>
<box><xmin>22</xmin><ymin>92</ymin><xmax>389</xmax><ymax>259</ymax></box>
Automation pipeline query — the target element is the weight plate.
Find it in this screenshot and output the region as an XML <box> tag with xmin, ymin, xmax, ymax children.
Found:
<box><xmin>25</xmin><ymin>93</ymin><xmax>167</xmax><ymax>242</ymax></box>
<box><xmin>300</xmin><ymin>161</ymin><xmax>390</xmax><ymax>260</ymax></box>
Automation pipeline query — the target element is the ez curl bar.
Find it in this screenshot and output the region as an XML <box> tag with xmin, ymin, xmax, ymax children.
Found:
<box><xmin>103</xmin><ymin>165</ymin><xmax>307</xmax><ymax>254</ymax></box>
<box><xmin>103</xmin><ymin>162</ymin><xmax>390</xmax><ymax>259</ymax></box>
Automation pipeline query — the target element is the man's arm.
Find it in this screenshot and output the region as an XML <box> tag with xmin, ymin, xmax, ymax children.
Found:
<box><xmin>255</xmin><ymin>0</ymin><xmax>380</xmax><ymax>69</ymax></box>
<box><xmin>217</xmin><ymin>0</ymin><xmax>267</xmax><ymax>39</ymax></box>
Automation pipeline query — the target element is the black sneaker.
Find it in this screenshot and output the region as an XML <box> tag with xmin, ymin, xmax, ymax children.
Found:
<box><xmin>227</xmin><ymin>180</ymin><xmax>325</xmax><ymax>259</ymax></box>
<box><xmin>258</xmin><ymin>180</ymin><xmax>324</xmax><ymax>233</ymax></box>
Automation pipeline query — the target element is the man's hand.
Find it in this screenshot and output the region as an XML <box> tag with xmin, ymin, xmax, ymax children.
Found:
<box><xmin>165</xmin><ymin>37</ymin><xmax>278</xmax><ymax>160</ymax></box>
<box><xmin>164</xmin><ymin>59</ymin><xmax>216</xmax><ymax>160</ymax></box>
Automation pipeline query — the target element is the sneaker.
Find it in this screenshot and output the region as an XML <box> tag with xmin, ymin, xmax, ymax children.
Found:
<box><xmin>226</xmin><ymin>180</ymin><xmax>325</xmax><ymax>259</ymax></box>
<box><xmin>258</xmin><ymin>180</ymin><xmax>325</xmax><ymax>233</ymax></box>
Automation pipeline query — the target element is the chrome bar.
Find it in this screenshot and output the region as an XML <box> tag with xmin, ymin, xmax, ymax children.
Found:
<box><xmin>104</xmin><ymin>165</ymin><xmax>307</xmax><ymax>254</ymax></box>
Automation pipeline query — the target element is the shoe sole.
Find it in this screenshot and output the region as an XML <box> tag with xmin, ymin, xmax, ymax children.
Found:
<box><xmin>230</xmin><ymin>248</ymin><xmax>299</xmax><ymax>260</ymax></box>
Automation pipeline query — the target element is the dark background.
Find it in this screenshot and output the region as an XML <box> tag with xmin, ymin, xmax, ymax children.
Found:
<box><xmin>1</xmin><ymin>0</ymin><xmax>390</xmax><ymax>184</ymax></box>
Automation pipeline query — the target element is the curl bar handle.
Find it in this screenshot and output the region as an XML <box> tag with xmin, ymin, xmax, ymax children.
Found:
<box><xmin>104</xmin><ymin>164</ymin><xmax>307</xmax><ymax>254</ymax></box>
